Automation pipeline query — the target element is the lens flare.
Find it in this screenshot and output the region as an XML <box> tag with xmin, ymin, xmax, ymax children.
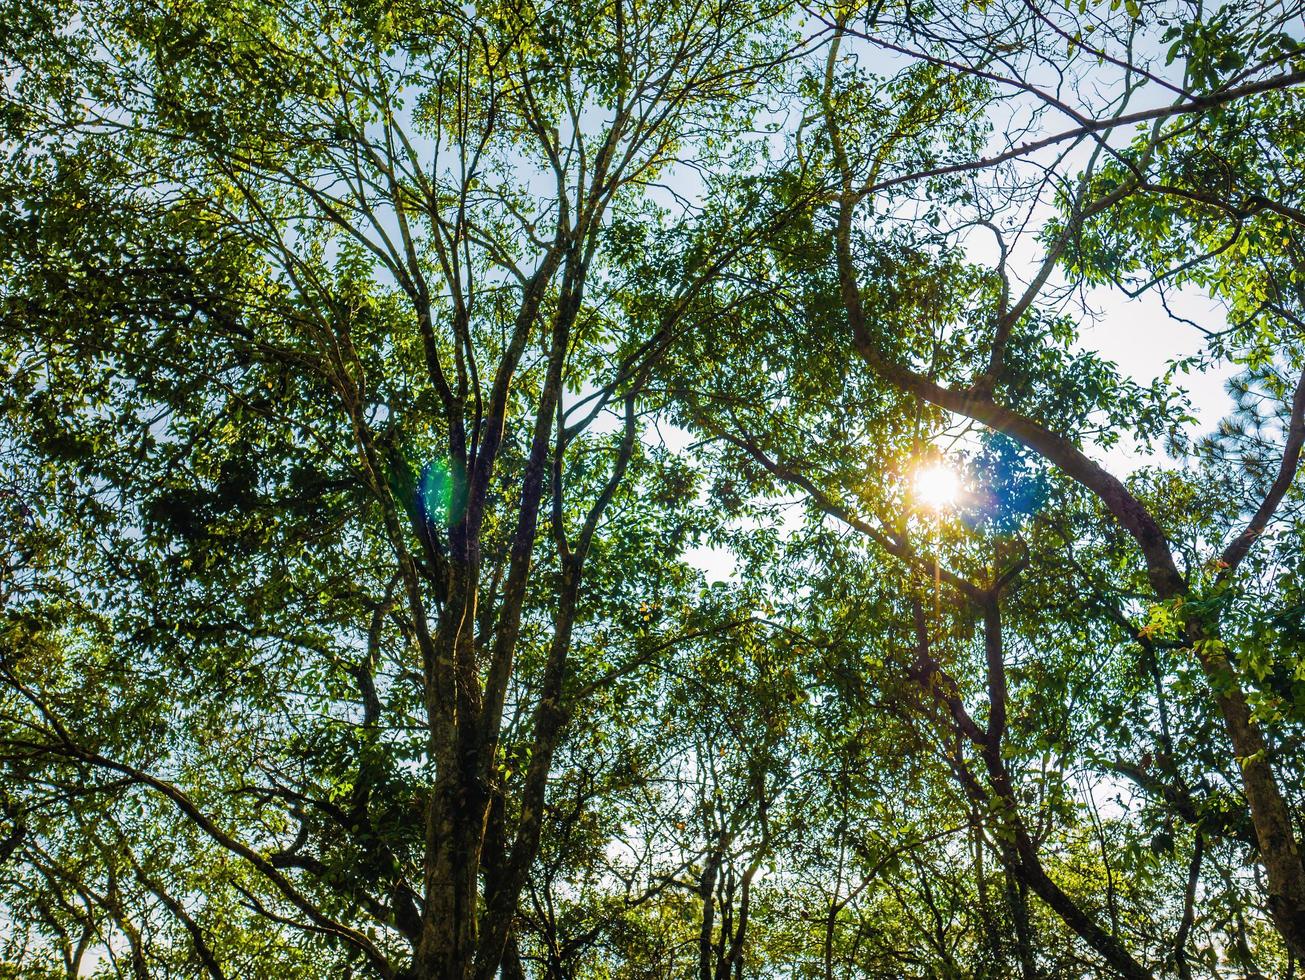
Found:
<box><xmin>418</xmin><ymin>460</ymin><xmax>453</xmax><ymax>526</ymax></box>
<box><xmin>914</xmin><ymin>464</ymin><xmax>961</xmax><ymax>511</ymax></box>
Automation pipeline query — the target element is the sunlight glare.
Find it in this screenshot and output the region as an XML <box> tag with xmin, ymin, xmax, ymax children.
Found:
<box><xmin>914</xmin><ymin>463</ymin><xmax>961</xmax><ymax>511</ymax></box>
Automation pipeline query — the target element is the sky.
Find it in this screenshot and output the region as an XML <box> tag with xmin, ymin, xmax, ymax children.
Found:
<box><xmin>1085</xmin><ymin>284</ymin><xmax>1234</xmax><ymax>447</ymax></box>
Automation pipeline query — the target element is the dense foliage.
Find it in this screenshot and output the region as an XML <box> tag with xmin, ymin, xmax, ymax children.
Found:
<box><xmin>3</xmin><ymin>0</ymin><xmax>1305</xmax><ymax>977</ymax></box>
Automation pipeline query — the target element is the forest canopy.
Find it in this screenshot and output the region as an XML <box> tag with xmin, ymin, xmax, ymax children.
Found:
<box><xmin>3</xmin><ymin>0</ymin><xmax>1305</xmax><ymax>977</ymax></box>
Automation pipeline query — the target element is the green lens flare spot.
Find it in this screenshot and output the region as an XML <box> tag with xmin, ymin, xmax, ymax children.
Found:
<box><xmin>418</xmin><ymin>459</ymin><xmax>453</xmax><ymax>527</ymax></box>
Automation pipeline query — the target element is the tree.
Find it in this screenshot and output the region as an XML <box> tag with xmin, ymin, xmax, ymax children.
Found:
<box><xmin>7</xmin><ymin>0</ymin><xmax>1305</xmax><ymax>977</ymax></box>
<box><xmin>664</xmin><ymin>0</ymin><xmax>1305</xmax><ymax>972</ymax></box>
<box><xmin>0</xmin><ymin>1</ymin><xmax>797</xmax><ymax>976</ymax></box>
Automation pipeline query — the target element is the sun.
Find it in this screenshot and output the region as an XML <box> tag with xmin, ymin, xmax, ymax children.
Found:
<box><xmin>914</xmin><ymin>463</ymin><xmax>962</xmax><ymax>511</ymax></box>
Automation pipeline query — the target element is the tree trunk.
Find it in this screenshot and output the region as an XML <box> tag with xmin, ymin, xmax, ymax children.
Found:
<box><xmin>414</xmin><ymin>762</ymin><xmax>488</xmax><ymax>979</ymax></box>
<box><xmin>1195</xmin><ymin>638</ymin><xmax>1305</xmax><ymax>958</ymax></box>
